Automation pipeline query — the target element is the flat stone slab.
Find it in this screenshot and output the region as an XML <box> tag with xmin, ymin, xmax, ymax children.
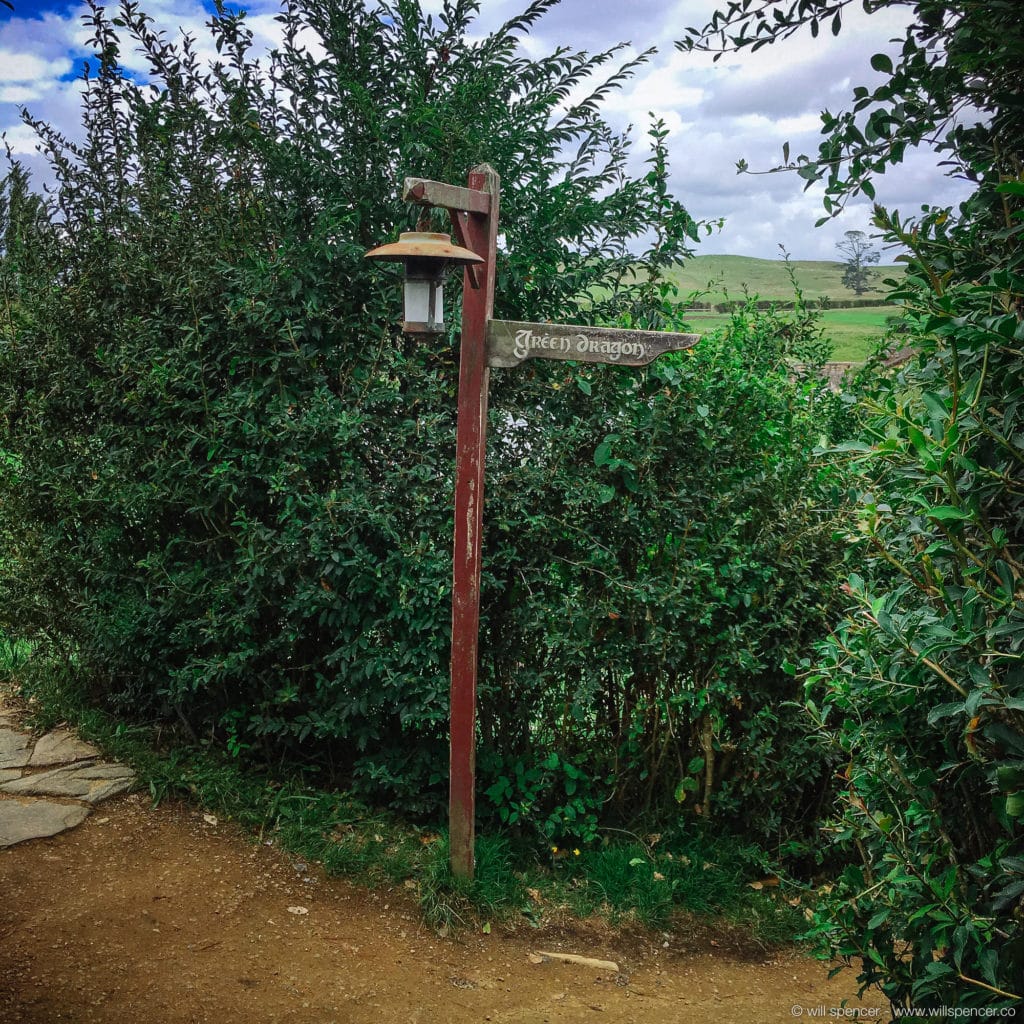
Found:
<box><xmin>0</xmin><ymin>762</ymin><xmax>135</xmax><ymax>803</ymax></box>
<box><xmin>29</xmin><ymin>728</ymin><xmax>100</xmax><ymax>767</ymax></box>
<box><xmin>0</xmin><ymin>798</ymin><xmax>91</xmax><ymax>848</ymax></box>
<box><xmin>0</xmin><ymin>768</ymin><xmax>22</xmax><ymax>783</ymax></box>
<box><xmin>0</xmin><ymin>727</ymin><xmax>32</xmax><ymax>769</ymax></box>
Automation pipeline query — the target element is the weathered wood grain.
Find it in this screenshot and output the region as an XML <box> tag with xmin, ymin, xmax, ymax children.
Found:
<box><xmin>402</xmin><ymin>177</ymin><xmax>492</xmax><ymax>215</ymax></box>
<box><xmin>487</xmin><ymin>319</ymin><xmax>701</xmax><ymax>368</ymax></box>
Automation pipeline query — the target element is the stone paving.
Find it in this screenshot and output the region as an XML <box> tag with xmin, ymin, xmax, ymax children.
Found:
<box><xmin>0</xmin><ymin>705</ymin><xmax>135</xmax><ymax>848</ymax></box>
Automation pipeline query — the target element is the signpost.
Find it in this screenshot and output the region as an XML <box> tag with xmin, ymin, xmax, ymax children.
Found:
<box><xmin>369</xmin><ymin>166</ymin><xmax>700</xmax><ymax>879</ymax></box>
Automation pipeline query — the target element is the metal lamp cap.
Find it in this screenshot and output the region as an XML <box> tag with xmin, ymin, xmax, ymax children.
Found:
<box><xmin>363</xmin><ymin>231</ymin><xmax>483</xmax><ymax>266</ymax></box>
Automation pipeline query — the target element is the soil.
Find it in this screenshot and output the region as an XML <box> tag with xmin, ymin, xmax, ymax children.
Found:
<box><xmin>0</xmin><ymin>791</ymin><xmax>894</xmax><ymax>1023</ymax></box>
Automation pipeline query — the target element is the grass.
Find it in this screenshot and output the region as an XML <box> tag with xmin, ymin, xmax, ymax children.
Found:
<box><xmin>682</xmin><ymin>304</ymin><xmax>901</xmax><ymax>362</ymax></box>
<box><xmin>667</xmin><ymin>254</ymin><xmax>906</xmax><ymax>362</ymax></box>
<box><xmin>816</xmin><ymin>307</ymin><xmax>900</xmax><ymax>362</ymax></box>
<box><xmin>669</xmin><ymin>254</ymin><xmax>902</xmax><ymax>304</ymax></box>
<box><xmin>598</xmin><ymin>255</ymin><xmax>906</xmax><ymax>362</ymax></box>
<box><xmin>0</xmin><ymin>631</ymin><xmax>32</xmax><ymax>675</ymax></box>
<box><xmin>5</xmin><ymin>656</ymin><xmax>805</xmax><ymax>948</ymax></box>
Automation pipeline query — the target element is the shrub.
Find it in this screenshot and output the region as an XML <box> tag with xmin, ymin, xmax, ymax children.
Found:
<box><xmin>805</xmin><ymin>205</ymin><xmax>1024</xmax><ymax>1009</ymax></box>
<box><xmin>0</xmin><ymin>0</ymin><xmax>846</xmax><ymax>850</ymax></box>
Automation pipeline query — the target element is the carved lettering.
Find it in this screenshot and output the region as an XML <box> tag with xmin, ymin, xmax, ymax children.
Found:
<box><xmin>487</xmin><ymin>320</ymin><xmax>700</xmax><ymax>369</ymax></box>
<box><xmin>513</xmin><ymin>329</ymin><xmax>594</xmax><ymax>360</ymax></box>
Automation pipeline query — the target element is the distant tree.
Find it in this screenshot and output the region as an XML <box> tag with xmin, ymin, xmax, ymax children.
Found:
<box><xmin>836</xmin><ymin>229</ymin><xmax>879</xmax><ymax>295</ymax></box>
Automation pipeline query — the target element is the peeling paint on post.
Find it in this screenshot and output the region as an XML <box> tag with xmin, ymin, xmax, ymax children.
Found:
<box><xmin>449</xmin><ymin>164</ymin><xmax>499</xmax><ymax>880</ymax></box>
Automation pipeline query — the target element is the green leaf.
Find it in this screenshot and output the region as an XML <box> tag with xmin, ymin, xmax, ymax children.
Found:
<box><xmin>927</xmin><ymin>506</ymin><xmax>972</xmax><ymax>522</ymax></box>
<box><xmin>996</xmin><ymin>764</ymin><xmax>1024</xmax><ymax>792</ymax></box>
<box><xmin>867</xmin><ymin>908</ymin><xmax>890</xmax><ymax>930</ymax></box>
<box><xmin>907</xmin><ymin>424</ymin><xmax>930</xmax><ymax>455</ymax></box>
<box><xmin>922</xmin><ymin>391</ymin><xmax>949</xmax><ymax>422</ymax></box>
<box><xmin>927</xmin><ymin>702</ymin><xmax>965</xmax><ymax>725</ymax></box>
<box><xmin>1005</xmin><ymin>792</ymin><xmax>1024</xmax><ymax>819</ymax></box>
<box><xmin>979</xmin><ymin>949</ymin><xmax>1000</xmax><ymax>986</ymax></box>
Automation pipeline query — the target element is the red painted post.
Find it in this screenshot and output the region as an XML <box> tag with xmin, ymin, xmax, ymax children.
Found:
<box><xmin>449</xmin><ymin>164</ymin><xmax>499</xmax><ymax>880</ymax></box>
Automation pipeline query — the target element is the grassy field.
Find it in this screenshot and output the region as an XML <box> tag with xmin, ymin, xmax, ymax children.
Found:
<box><xmin>816</xmin><ymin>306</ymin><xmax>900</xmax><ymax>361</ymax></box>
<box><xmin>667</xmin><ymin>255</ymin><xmax>904</xmax><ymax>361</ymax></box>
<box><xmin>681</xmin><ymin>305</ymin><xmax>899</xmax><ymax>362</ymax></box>
<box><xmin>668</xmin><ymin>253</ymin><xmax>902</xmax><ymax>304</ymax></box>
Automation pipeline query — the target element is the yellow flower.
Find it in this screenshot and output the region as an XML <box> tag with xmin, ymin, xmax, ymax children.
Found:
<box><xmin>573</xmin><ymin>848</ymin><xmax>581</xmax><ymax>857</ymax></box>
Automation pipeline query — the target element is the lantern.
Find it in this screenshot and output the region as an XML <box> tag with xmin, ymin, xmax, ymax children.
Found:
<box><xmin>364</xmin><ymin>231</ymin><xmax>483</xmax><ymax>334</ymax></box>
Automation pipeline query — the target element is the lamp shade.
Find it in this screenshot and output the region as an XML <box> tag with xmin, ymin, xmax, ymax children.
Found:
<box><xmin>364</xmin><ymin>231</ymin><xmax>483</xmax><ymax>333</ymax></box>
<box><xmin>363</xmin><ymin>231</ymin><xmax>483</xmax><ymax>268</ymax></box>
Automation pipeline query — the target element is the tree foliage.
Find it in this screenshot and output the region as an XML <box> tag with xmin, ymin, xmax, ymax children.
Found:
<box><xmin>0</xmin><ymin>0</ymin><xmax>844</xmax><ymax>846</ymax></box>
<box><xmin>805</xmin><ymin>205</ymin><xmax>1024</xmax><ymax>1012</ymax></box>
<box><xmin>836</xmin><ymin>229</ymin><xmax>880</xmax><ymax>295</ymax></box>
<box><xmin>482</xmin><ymin>302</ymin><xmax>846</xmax><ymax>847</ymax></box>
<box><xmin>681</xmin><ymin>0</ymin><xmax>1024</xmax><ymax>1010</ymax></box>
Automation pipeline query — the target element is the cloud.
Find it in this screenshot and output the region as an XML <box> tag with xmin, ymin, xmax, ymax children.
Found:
<box><xmin>0</xmin><ymin>0</ymin><xmax>976</xmax><ymax>260</ymax></box>
<box><xmin>700</xmin><ymin>58</ymin><xmax>861</xmax><ymax>120</ymax></box>
<box><xmin>0</xmin><ymin>84</ymin><xmax>42</xmax><ymax>103</ymax></box>
<box><xmin>526</xmin><ymin>0</ymin><xmax>682</xmax><ymax>51</ymax></box>
<box><xmin>2</xmin><ymin>121</ymin><xmax>44</xmax><ymax>155</ymax></box>
<box><xmin>0</xmin><ymin>49</ymin><xmax>74</xmax><ymax>81</ymax></box>
<box><xmin>535</xmin><ymin>0</ymin><xmax>970</xmax><ymax>259</ymax></box>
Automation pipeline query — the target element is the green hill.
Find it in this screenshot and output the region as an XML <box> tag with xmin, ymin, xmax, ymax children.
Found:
<box><xmin>663</xmin><ymin>255</ymin><xmax>907</xmax><ymax>362</ymax></box>
<box><xmin>669</xmin><ymin>254</ymin><xmax>902</xmax><ymax>304</ymax></box>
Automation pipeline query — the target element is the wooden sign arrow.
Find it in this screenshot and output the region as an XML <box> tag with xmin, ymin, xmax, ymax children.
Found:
<box><xmin>487</xmin><ymin>319</ymin><xmax>701</xmax><ymax>369</ymax></box>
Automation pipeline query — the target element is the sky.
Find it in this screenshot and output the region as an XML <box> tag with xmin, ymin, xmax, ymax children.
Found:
<box><xmin>0</xmin><ymin>0</ymin><xmax>974</xmax><ymax>260</ymax></box>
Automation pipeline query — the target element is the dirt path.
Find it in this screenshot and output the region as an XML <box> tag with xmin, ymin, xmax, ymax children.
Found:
<box><xmin>0</xmin><ymin>789</ymin><xmax>893</xmax><ymax>1023</ymax></box>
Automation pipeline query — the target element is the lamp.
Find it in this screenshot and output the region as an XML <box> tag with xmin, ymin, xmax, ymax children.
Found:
<box><xmin>364</xmin><ymin>231</ymin><xmax>484</xmax><ymax>334</ymax></box>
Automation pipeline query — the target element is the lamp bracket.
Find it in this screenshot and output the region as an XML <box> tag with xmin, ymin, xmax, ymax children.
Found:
<box><xmin>449</xmin><ymin>211</ymin><xmax>482</xmax><ymax>290</ymax></box>
<box><xmin>403</xmin><ymin>177</ymin><xmax>492</xmax><ymax>215</ymax></box>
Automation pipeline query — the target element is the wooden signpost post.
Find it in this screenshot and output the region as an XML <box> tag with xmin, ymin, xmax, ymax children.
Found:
<box><xmin>373</xmin><ymin>166</ymin><xmax>700</xmax><ymax>879</ymax></box>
